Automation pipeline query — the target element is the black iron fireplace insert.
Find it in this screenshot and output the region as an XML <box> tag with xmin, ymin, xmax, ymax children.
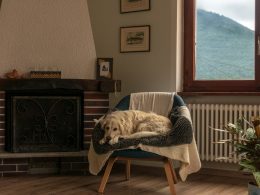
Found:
<box><xmin>5</xmin><ymin>89</ymin><xmax>84</xmax><ymax>153</ymax></box>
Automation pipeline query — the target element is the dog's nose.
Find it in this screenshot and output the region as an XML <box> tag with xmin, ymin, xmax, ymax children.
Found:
<box><xmin>106</xmin><ymin>136</ymin><xmax>111</xmax><ymax>141</ymax></box>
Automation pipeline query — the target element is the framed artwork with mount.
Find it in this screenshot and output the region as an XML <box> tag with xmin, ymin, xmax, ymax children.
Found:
<box><xmin>120</xmin><ymin>0</ymin><xmax>150</xmax><ymax>13</ymax></box>
<box><xmin>96</xmin><ymin>58</ymin><xmax>113</xmax><ymax>80</ymax></box>
<box><xmin>120</xmin><ymin>25</ymin><xmax>150</xmax><ymax>53</ymax></box>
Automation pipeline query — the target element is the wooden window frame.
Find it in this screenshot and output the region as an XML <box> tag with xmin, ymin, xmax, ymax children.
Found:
<box><xmin>183</xmin><ymin>0</ymin><xmax>260</xmax><ymax>92</ymax></box>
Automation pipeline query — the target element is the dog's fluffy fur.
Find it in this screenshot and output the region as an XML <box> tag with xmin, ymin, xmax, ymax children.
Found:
<box><xmin>99</xmin><ymin>110</ymin><xmax>172</xmax><ymax>145</ymax></box>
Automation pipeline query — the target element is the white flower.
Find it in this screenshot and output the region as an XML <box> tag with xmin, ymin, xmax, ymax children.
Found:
<box><xmin>227</xmin><ymin>123</ymin><xmax>236</xmax><ymax>129</ymax></box>
<box><xmin>245</xmin><ymin>128</ymin><xmax>256</xmax><ymax>139</ymax></box>
<box><xmin>226</xmin><ymin>123</ymin><xmax>237</xmax><ymax>133</ymax></box>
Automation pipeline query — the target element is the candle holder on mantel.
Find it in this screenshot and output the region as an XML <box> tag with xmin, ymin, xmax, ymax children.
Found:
<box><xmin>30</xmin><ymin>71</ymin><xmax>62</xmax><ymax>79</ymax></box>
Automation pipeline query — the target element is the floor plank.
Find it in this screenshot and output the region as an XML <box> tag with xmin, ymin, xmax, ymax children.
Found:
<box><xmin>0</xmin><ymin>168</ymin><xmax>249</xmax><ymax>195</ymax></box>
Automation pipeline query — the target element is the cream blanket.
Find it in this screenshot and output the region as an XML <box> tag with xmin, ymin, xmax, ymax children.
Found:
<box><xmin>88</xmin><ymin>92</ymin><xmax>201</xmax><ymax>181</ymax></box>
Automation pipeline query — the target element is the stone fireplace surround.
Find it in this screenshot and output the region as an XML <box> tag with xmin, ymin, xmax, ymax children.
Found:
<box><xmin>0</xmin><ymin>79</ymin><xmax>120</xmax><ymax>176</ymax></box>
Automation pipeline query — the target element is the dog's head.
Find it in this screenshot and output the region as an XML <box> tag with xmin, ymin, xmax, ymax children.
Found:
<box><xmin>100</xmin><ymin>115</ymin><xmax>123</xmax><ymax>143</ymax></box>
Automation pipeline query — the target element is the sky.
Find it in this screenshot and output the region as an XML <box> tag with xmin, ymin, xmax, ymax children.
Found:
<box><xmin>197</xmin><ymin>0</ymin><xmax>255</xmax><ymax>30</ymax></box>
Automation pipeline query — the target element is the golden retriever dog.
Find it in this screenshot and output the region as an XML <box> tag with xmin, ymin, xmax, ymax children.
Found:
<box><xmin>98</xmin><ymin>110</ymin><xmax>172</xmax><ymax>145</ymax></box>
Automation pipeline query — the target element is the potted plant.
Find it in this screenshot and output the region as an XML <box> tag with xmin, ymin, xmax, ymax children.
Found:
<box><xmin>213</xmin><ymin>117</ymin><xmax>260</xmax><ymax>194</ymax></box>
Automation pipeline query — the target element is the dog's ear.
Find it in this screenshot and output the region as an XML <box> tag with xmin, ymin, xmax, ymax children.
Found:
<box><xmin>101</xmin><ymin>120</ymin><xmax>107</xmax><ymax>130</ymax></box>
<box><xmin>94</xmin><ymin>115</ymin><xmax>105</xmax><ymax>125</ymax></box>
<box><xmin>120</xmin><ymin>118</ymin><xmax>125</xmax><ymax>125</ymax></box>
<box><xmin>118</xmin><ymin>123</ymin><xmax>124</xmax><ymax>134</ymax></box>
<box><xmin>118</xmin><ymin>118</ymin><xmax>126</xmax><ymax>134</ymax></box>
<box><xmin>93</xmin><ymin>119</ymin><xmax>99</xmax><ymax>124</ymax></box>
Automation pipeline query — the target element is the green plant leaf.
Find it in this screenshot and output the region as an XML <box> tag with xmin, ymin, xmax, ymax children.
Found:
<box><xmin>253</xmin><ymin>172</ymin><xmax>260</xmax><ymax>187</ymax></box>
<box><xmin>255</xmin><ymin>144</ymin><xmax>260</xmax><ymax>151</ymax></box>
<box><xmin>245</xmin><ymin>128</ymin><xmax>256</xmax><ymax>139</ymax></box>
<box><xmin>239</xmin><ymin>160</ymin><xmax>257</xmax><ymax>172</ymax></box>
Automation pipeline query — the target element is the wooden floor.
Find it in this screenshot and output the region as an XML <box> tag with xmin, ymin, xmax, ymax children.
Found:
<box><xmin>0</xmin><ymin>167</ymin><xmax>249</xmax><ymax>195</ymax></box>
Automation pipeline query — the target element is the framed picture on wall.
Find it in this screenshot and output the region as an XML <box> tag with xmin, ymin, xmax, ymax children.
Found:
<box><xmin>120</xmin><ymin>0</ymin><xmax>150</xmax><ymax>14</ymax></box>
<box><xmin>120</xmin><ymin>25</ymin><xmax>150</xmax><ymax>53</ymax></box>
<box><xmin>96</xmin><ymin>58</ymin><xmax>113</xmax><ymax>80</ymax></box>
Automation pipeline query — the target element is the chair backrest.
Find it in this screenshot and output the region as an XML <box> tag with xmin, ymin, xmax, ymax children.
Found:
<box><xmin>115</xmin><ymin>94</ymin><xmax>185</xmax><ymax>111</ymax></box>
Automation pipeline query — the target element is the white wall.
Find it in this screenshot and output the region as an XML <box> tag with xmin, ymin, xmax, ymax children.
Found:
<box><xmin>87</xmin><ymin>0</ymin><xmax>182</xmax><ymax>106</ymax></box>
<box><xmin>0</xmin><ymin>0</ymin><xmax>96</xmax><ymax>79</ymax></box>
<box><xmin>87</xmin><ymin>0</ymin><xmax>260</xmax><ymax>106</ymax></box>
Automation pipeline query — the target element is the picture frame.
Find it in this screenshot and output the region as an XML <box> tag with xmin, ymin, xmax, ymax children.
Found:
<box><xmin>96</xmin><ymin>58</ymin><xmax>113</xmax><ymax>80</ymax></box>
<box><xmin>120</xmin><ymin>25</ymin><xmax>150</xmax><ymax>53</ymax></box>
<box><xmin>120</xmin><ymin>0</ymin><xmax>150</xmax><ymax>14</ymax></box>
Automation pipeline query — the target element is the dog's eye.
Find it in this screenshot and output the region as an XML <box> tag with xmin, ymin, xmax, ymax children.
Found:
<box><xmin>113</xmin><ymin>128</ymin><xmax>117</xmax><ymax>131</ymax></box>
<box><xmin>106</xmin><ymin>127</ymin><xmax>109</xmax><ymax>130</ymax></box>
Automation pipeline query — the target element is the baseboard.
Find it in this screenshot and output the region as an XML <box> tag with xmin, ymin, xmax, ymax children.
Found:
<box><xmin>114</xmin><ymin>160</ymin><xmax>253</xmax><ymax>180</ymax></box>
<box><xmin>198</xmin><ymin>168</ymin><xmax>253</xmax><ymax>180</ymax></box>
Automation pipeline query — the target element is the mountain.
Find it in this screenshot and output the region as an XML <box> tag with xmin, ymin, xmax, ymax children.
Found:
<box><xmin>196</xmin><ymin>9</ymin><xmax>254</xmax><ymax>80</ymax></box>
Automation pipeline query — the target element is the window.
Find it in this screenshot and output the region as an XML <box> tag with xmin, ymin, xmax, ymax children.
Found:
<box><xmin>184</xmin><ymin>0</ymin><xmax>260</xmax><ymax>92</ymax></box>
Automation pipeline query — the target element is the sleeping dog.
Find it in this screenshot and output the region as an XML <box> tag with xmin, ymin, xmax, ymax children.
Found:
<box><xmin>98</xmin><ymin>110</ymin><xmax>172</xmax><ymax>145</ymax></box>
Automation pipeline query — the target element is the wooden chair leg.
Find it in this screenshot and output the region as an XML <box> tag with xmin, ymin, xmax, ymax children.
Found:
<box><xmin>164</xmin><ymin>159</ymin><xmax>177</xmax><ymax>195</ymax></box>
<box><xmin>167</xmin><ymin>158</ymin><xmax>178</xmax><ymax>184</ymax></box>
<box><xmin>125</xmin><ymin>160</ymin><xmax>131</xmax><ymax>180</ymax></box>
<box><xmin>98</xmin><ymin>157</ymin><xmax>117</xmax><ymax>194</ymax></box>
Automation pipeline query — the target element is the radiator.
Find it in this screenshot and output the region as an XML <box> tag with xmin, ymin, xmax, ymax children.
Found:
<box><xmin>187</xmin><ymin>104</ymin><xmax>260</xmax><ymax>163</ymax></box>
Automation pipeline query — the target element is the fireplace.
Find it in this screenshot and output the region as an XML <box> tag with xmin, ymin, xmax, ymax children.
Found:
<box><xmin>0</xmin><ymin>79</ymin><xmax>119</xmax><ymax>176</ymax></box>
<box><xmin>5</xmin><ymin>89</ymin><xmax>84</xmax><ymax>153</ymax></box>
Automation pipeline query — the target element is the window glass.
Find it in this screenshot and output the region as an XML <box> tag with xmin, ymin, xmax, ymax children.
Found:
<box><xmin>196</xmin><ymin>0</ymin><xmax>255</xmax><ymax>80</ymax></box>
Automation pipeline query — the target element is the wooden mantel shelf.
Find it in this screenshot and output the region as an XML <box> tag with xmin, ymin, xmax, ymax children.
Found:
<box><xmin>0</xmin><ymin>78</ymin><xmax>121</xmax><ymax>92</ymax></box>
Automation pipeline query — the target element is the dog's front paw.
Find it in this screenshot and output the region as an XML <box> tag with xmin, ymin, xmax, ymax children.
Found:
<box><xmin>99</xmin><ymin>139</ymin><xmax>106</xmax><ymax>145</ymax></box>
<box><xmin>108</xmin><ymin>137</ymin><xmax>119</xmax><ymax>145</ymax></box>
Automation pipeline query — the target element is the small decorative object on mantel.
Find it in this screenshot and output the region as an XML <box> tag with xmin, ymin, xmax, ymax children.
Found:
<box><xmin>120</xmin><ymin>25</ymin><xmax>150</xmax><ymax>53</ymax></box>
<box><xmin>96</xmin><ymin>58</ymin><xmax>113</xmax><ymax>80</ymax></box>
<box><xmin>30</xmin><ymin>71</ymin><xmax>61</xmax><ymax>79</ymax></box>
<box><xmin>5</xmin><ymin>69</ymin><xmax>21</xmax><ymax>79</ymax></box>
<box><xmin>120</xmin><ymin>0</ymin><xmax>150</xmax><ymax>14</ymax></box>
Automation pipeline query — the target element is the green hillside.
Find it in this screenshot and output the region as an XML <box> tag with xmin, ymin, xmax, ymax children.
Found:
<box><xmin>196</xmin><ymin>9</ymin><xmax>254</xmax><ymax>80</ymax></box>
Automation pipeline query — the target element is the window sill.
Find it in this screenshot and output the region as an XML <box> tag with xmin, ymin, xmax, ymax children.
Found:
<box><xmin>178</xmin><ymin>92</ymin><xmax>260</xmax><ymax>97</ymax></box>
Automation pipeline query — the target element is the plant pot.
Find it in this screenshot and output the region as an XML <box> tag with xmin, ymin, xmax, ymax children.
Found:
<box><xmin>248</xmin><ymin>182</ymin><xmax>260</xmax><ymax>195</ymax></box>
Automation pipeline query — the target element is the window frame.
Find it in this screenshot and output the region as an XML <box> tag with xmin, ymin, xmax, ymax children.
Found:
<box><xmin>183</xmin><ymin>0</ymin><xmax>260</xmax><ymax>92</ymax></box>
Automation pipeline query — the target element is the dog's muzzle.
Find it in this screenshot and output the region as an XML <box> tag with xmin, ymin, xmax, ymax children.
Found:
<box><xmin>106</xmin><ymin>136</ymin><xmax>111</xmax><ymax>142</ymax></box>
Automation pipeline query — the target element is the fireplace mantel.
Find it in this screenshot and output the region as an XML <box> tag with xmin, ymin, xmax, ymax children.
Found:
<box><xmin>0</xmin><ymin>79</ymin><xmax>121</xmax><ymax>92</ymax></box>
